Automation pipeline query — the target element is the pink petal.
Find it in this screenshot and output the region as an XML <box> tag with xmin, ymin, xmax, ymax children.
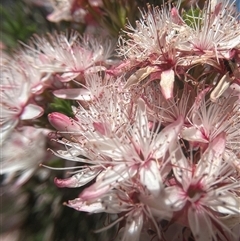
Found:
<box><xmin>54</xmin><ymin>167</ymin><xmax>101</xmax><ymax>188</ymax></box>
<box><xmin>79</xmin><ymin>164</ymin><xmax>137</xmax><ymax>200</ymax></box>
<box><xmin>171</xmin><ymin>7</ymin><xmax>184</xmax><ymax>24</ymax></box>
<box><xmin>48</xmin><ymin>112</ymin><xmax>81</xmax><ymax>132</ymax></box>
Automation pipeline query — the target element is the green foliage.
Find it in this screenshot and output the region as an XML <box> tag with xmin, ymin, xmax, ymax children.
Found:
<box><xmin>49</xmin><ymin>97</ymin><xmax>75</xmax><ymax>118</ymax></box>
<box><xmin>88</xmin><ymin>0</ymin><xmax>139</xmax><ymax>37</ymax></box>
<box><xmin>0</xmin><ymin>3</ymin><xmax>37</xmax><ymax>50</ymax></box>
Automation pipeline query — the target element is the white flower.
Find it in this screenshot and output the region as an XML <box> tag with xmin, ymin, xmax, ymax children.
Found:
<box><xmin>20</xmin><ymin>32</ymin><xmax>114</xmax><ymax>82</ymax></box>
<box><xmin>118</xmin><ymin>3</ymin><xmax>183</xmax><ymax>65</ymax></box>
<box><xmin>0</xmin><ymin>64</ymin><xmax>43</xmax><ymax>141</ymax></box>
<box><xmin>181</xmin><ymin>91</ymin><xmax>240</xmax><ymax>169</ymax></box>
<box><xmin>177</xmin><ymin>0</ymin><xmax>240</xmax><ymax>61</ymax></box>
<box><xmin>72</xmin><ymin>99</ymin><xmax>183</xmax><ymax>199</ymax></box>
<box><xmin>1</xmin><ymin>126</ymin><xmax>48</xmax><ymax>186</ymax></box>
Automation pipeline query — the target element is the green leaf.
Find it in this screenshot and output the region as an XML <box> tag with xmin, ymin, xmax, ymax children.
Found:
<box><xmin>49</xmin><ymin>97</ymin><xmax>74</xmax><ymax>117</ymax></box>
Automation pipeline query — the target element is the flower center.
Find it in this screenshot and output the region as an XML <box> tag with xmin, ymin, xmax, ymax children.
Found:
<box><xmin>187</xmin><ymin>184</ymin><xmax>205</xmax><ymax>202</ymax></box>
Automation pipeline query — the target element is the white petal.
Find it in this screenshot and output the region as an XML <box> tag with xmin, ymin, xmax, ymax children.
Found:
<box><xmin>53</xmin><ymin>88</ymin><xmax>92</xmax><ymax>100</ymax></box>
<box><xmin>20</xmin><ymin>104</ymin><xmax>43</xmax><ymax>120</ymax></box>
<box><xmin>124</xmin><ymin>66</ymin><xmax>157</xmax><ymax>89</ymax></box>
<box><xmin>181</xmin><ymin>127</ymin><xmax>208</xmax><ymax>143</ymax></box>
<box><xmin>209</xmin><ymin>192</ymin><xmax>240</xmax><ymax>215</ymax></box>
<box><xmin>188</xmin><ymin>207</ymin><xmax>213</xmax><ymax>241</ymax></box>
<box><xmin>0</xmin><ymin>120</ymin><xmax>17</xmax><ymax>143</ymax></box>
<box><xmin>169</xmin><ymin>144</ymin><xmax>191</xmax><ymax>184</ymax></box>
<box><xmin>123</xmin><ymin>211</ymin><xmax>144</xmax><ymax>241</ymax></box>
<box><xmin>210</xmin><ymin>73</ymin><xmax>232</xmax><ymax>101</ymax></box>
<box><xmin>59</xmin><ymin>72</ymin><xmax>80</xmax><ymax>82</ymax></box>
<box><xmin>67</xmin><ymin>198</ymin><xmax>105</xmax><ymax>213</ymax></box>
<box><xmin>164</xmin><ymin>186</ymin><xmax>186</xmax><ymax>211</ymax></box>
<box><xmin>160</xmin><ymin>69</ymin><xmax>175</xmax><ymax>99</ymax></box>
<box><xmin>139</xmin><ymin>160</ymin><xmax>162</xmax><ymax>197</ymax></box>
<box><xmin>155</xmin><ymin>115</ymin><xmax>184</xmax><ymax>158</ymax></box>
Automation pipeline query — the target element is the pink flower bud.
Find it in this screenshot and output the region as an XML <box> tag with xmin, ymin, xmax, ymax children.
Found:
<box><xmin>48</xmin><ymin>112</ymin><xmax>80</xmax><ymax>132</ymax></box>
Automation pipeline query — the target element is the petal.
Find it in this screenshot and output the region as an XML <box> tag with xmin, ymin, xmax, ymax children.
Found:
<box><xmin>67</xmin><ymin>198</ymin><xmax>105</xmax><ymax>213</ymax></box>
<box><xmin>160</xmin><ymin>69</ymin><xmax>175</xmax><ymax>99</ymax></box>
<box><xmin>68</xmin><ymin>190</ymin><xmax>131</xmax><ymax>214</ymax></box>
<box><xmin>48</xmin><ymin>112</ymin><xmax>81</xmax><ymax>132</ymax></box>
<box><xmin>188</xmin><ymin>207</ymin><xmax>214</xmax><ymax>241</ymax></box>
<box><xmin>20</xmin><ymin>104</ymin><xmax>43</xmax><ymax>120</ymax></box>
<box><xmin>164</xmin><ymin>186</ymin><xmax>186</xmax><ymax>211</ymax></box>
<box><xmin>209</xmin><ymin>192</ymin><xmax>240</xmax><ymax>215</ymax></box>
<box><xmin>155</xmin><ymin>115</ymin><xmax>184</xmax><ymax>158</ymax></box>
<box><xmin>79</xmin><ymin>164</ymin><xmax>137</xmax><ymax>200</ymax></box>
<box><xmin>181</xmin><ymin>127</ymin><xmax>208</xmax><ymax>143</ymax></box>
<box><xmin>0</xmin><ymin>120</ymin><xmax>17</xmax><ymax>143</ymax></box>
<box><xmin>124</xmin><ymin>66</ymin><xmax>157</xmax><ymax>89</ymax></box>
<box><xmin>53</xmin><ymin>88</ymin><xmax>92</xmax><ymax>101</ymax></box>
<box><xmin>139</xmin><ymin>194</ymin><xmax>173</xmax><ymax>219</ymax></box>
<box><xmin>123</xmin><ymin>210</ymin><xmax>144</xmax><ymax>241</ymax></box>
<box><xmin>47</xmin><ymin>9</ymin><xmax>72</xmax><ymax>22</ymax></box>
<box><xmin>139</xmin><ymin>160</ymin><xmax>162</xmax><ymax>197</ymax></box>
<box><xmin>59</xmin><ymin>72</ymin><xmax>80</xmax><ymax>82</ymax></box>
<box><xmin>54</xmin><ymin>167</ymin><xmax>102</xmax><ymax>188</ymax></box>
<box><xmin>210</xmin><ymin>73</ymin><xmax>232</xmax><ymax>101</ymax></box>
<box><xmin>93</xmin><ymin>122</ymin><xmax>109</xmax><ymax>135</ymax></box>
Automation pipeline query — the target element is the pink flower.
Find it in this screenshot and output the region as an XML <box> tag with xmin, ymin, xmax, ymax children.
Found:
<box><xmin>52</xmin><ymin>98</ymin><xmax>184</xmax><ymax>200</ymax></box>
<box><xmin>162</xmin><ymin>140</ymin><xmax>240</xmax><ymax>241</ymax></box>
<box><xmin>66</xmin><ymin>187</ymin><xmax>161</xmax><ymax>240</ymax></box>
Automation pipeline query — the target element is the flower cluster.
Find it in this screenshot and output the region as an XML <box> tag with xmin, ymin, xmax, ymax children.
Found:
<box><xmin>1</xmin><ymin>0</ymin><xmax>240</xmax><ymax>241</ymax></box>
